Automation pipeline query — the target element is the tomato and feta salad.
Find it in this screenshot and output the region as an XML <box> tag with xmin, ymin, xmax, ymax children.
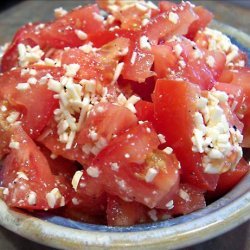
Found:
<box><xmin>0</xmin><ymin>0</ymin><xmax>249</xmax><ymax>226</ymax></box>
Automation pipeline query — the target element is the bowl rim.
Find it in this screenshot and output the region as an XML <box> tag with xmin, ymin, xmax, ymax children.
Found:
<box><xmin>0</xmin><ymin>21</ymin><xmax>250</xmax><ymax>250</ymax></box>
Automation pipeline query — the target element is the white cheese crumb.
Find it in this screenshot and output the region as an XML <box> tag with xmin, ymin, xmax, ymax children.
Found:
<box><xmin>158</xmin><ymin>134</ymin><xmax>166</xmax><ymax>144</ymax></box>
<box><xmin>124</xmin><ymin>153</ymin><xmax>130</xmax><ymax>159</ymax></box>
<box><xmin>110</xmin><ymin>62</ymin><xmax>124</xmax><ymax>85</ymax></box>
<box><xmin>63</xmin><ymin>64</ymin><xmax>80</xmax><ymax>77</ymax></box>
<box><xmin>0</xmin><ymin>105</ymin><xmax>7</xmax><ymax>112</ymax></box>
<box><xmin>169</xmin><ymin>12</ymin><xmax>179</xmax><ymax>24</ymax></box>
<box><xmin>6</xmin><ymin>111</ymin><xmax>20</xmax><ymax>124</ymax></box>
<box><xmin>3</xmin><ymin>188</ymin><xmax>9</xmax><ymax>196</ymax></box>
<box><xmin>71</xmin><ymin>171</ymin><xmax>83</xmax><ymax>191</ymax></box>
<box><xmin>79</xmin><ymin>43</ymin><xmax>93</xmax><ymax>53</ymax></box>
<box><xmin>179</xmin><ymin>189</ymin><xmax>190</xmax><ymax>201</ymax></box>
<box><xmin>54</xmin><ymin>7</ymin><xmax>68</xmax><ymax>18</ymax></box>
<box><xmin>75</xmin><ymin>29</ymin><xmax>88</xmax><ymax>40</ymax></box>
<box><xmin>93</xmin><ymin>12</ymin><xmax>104</xmax><ymax>22</ymax></box>
<box><xmin>140</xmin><ymin>36</ymin><xmax>151</xmax><ymax>50</ymax></box>
<box><xmin>166</xmin><ymin>200</ymin><xmax>174</xmax><ymax>210</ymax></box>
<box><xmin>110</xmin><ymin>162</ymin><xmax>120</xmax><ymax>172</ymax></box>
<box><xmin>173</xmin><ymin>44</ymin><xmax>183</xmax><ymax>57</ymax></box>
<box><xmin>27</xmin><ymin>191</ymin><xmax>37</xmax><ymax>205</ymax></box>
<box><xmin>145</xmin><ymin>168</ymin><xmax>159</xmax><ymax>183</ymax></box>
<box><xmin>9</xmin><ymin>141</ymin><xmax>20</xmax><ymax>149</ymax></box>
<box><xmin>16</xmin><ymin>83</ymin><xmax>30</xmax><ymax>91</ymax></box>
<box><xmin>206</xmin><ymin>55</ymin><xmax>215</xmax><ymax>68</ymax></box>
<box><xmin>163</xmin><ymin>147</ymin><xmax>173</xmax><ymax>155</ymax></box>
<box><xmin>86</xmin><ymin>166</ymin><xmax>100</xmax><ymax>178</ymax></box>
<box><xmin>46</xmin><ymin>188</ymin><xmax>62</xmax><ymax>208</ymax></box>
<box><xmin>16</xmin><ymin>171</ymin><xmax>29</xmax><ymax>181</ymax></box>
<box><xmin>148</xmin><ymin>209</ymin><xmax>158</xmax><ymax>221</ymax></box>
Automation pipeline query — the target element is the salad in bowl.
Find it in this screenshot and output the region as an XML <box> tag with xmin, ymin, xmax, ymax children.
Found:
<box><xmin>0</xmin><ymin>0</ymin><xmax>249</xmax><ymax>230</ymax></box>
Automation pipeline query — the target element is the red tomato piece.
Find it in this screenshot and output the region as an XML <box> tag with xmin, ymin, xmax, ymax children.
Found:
<box><xmin>106</xmin><ymin>195</ymin><xmax>148</xmax><ymax>226</ymax></box>
<box><xmin>77</xmin><ymin>102</ymin><xmax>138</xmax><ymax>147</ymax></box>
<box><xmin>158</xmin><ymin>1</ymin><xmax>177</xmax><ymax>12</ymax></box>
<box><xmin>39</xmin><ymin>4</ymin><xmax>105</xmax><ymax>49</ymax></box>
<box><xmin>1</xmin><ymin>23</ymin><xmax>40</xmax><ymax>72</ymax></box>
<box><xmin>219</xmin><ymin>68</ymin><xmax>250</xmax><ymax>147</ymax></box>
<box><xmin>0</xmin><ymin>66</ymin><xmax>63</xmax><ymax>139</ymax></box>
<box><xmin>135</xmin><ymin>100</ymin><xmax>154</xmax><ymax>123</ymax></box>
<box><xmin>1</xmin><ymin>126</ymin><xmax>70</xmax><ymax>210</ymax></box>
<box><xmin>90</xmin><ymin>122</ymin><xmax>180</xmax><ymax>208</ymax></box>
<box><xmin>153</xmin><ymin>79</ymin><xmax>219</xmax><ymax>190</ymax></box>
<box><xmin>61</xmin><ymin>37</ymin><xmax>130</xmax><ymax>85</ymax></box>
<box><xmin>170</xmin><ymin>183</ymin><xmax>206</xmax><ymax>215</ymax></box>
<box><xmin>143</xmin><ymin>2</ymin><xmax>197</xmax><ymax>45</ymax></box>
<box><xmin>186</xmin><ymin>6</ymin><xmax>213</xmax><ymax>40</ymax></box>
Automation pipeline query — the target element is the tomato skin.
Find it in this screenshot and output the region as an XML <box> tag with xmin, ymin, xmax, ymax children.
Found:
<box><xmin>186</xmin><ymin>6</ymin><xmax>213</xmax><ymax>40</ymax></box>
<box><xmin>77</xmin><ymin>102</ymin><xmax>138</xmax><ymax>146</ymax></box>
<box><xmin>144</xmin><ymin>2</ymin><xmax>197</xmax><ymax>45</ymax></box>
<box><xmin>90</xmin><ymin>122</ymin><xmax>180</xmax><ymax>208</ymax></box>
<box><xmin>170</xmin><ymin>183</ymin><xmax>206</xmax><ymax>215</ymax></box>
<box><xmin>106</xmin><ymin>195</ymin><xmax>148</xmax><ymax>226</ymax></box>
<box><xmin>0</xmin><ymin>66</ymin><xmax>63</xmax><ymax>139</ymax></box>
<box><xmin>1</xmin><ymin>23</ymin><xmax>41</xmax><ymax>72</ymax></box>
<box><xmin>135</xmin><ymin>100</ymin><xmax>154</xmax><ymax>123</ymax></box>
<box><xmin>1</xmin><ymin>126</ymin><xmax>70</xmax><ymax>210</ymax></box>
<box><xmin>153</xmin><ymin>79</ymin><xmax>219</xmax><ymax>191</ymax></box>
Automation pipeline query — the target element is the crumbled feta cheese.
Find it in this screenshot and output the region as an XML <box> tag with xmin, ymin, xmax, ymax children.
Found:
<box><xmin>140</xmin><ymin>36</ymin><xmax>151</xmax><ymax>50</ymax></box>
<box><xmin>169</xmin><ymin>12</ymin><xmax>179</xmax><ymax>24</ymax></box>
<box><xmin>16</xmin><ymin>171</ymin><xmax>29</xmax><ymax>181</ymax></box>
<box><xmin>6</xmin><ymin>111</ymin><xmax>20</xmax><ymax>124</ymax></box>
<box><xmin>145</xmin><ymin>168</ymin><xmax>158</xmax><ymax>183</ymax></box>
<box><xmin>191</xmin><ymin>90</ymin><xmax>243</xmax><ymax>174</ymax></box>
<box><xmin>110</xmin><ymin>62</ymin><xmax>124</xmax><ymax>85</ymax></box>
<box><xmin>17</xmin><ymin>44</ymin><xmax>44</xmax><ymax>67</ymax></box>
<box><xmin>206</xmin><ymin>55</ymin><xmax>215</xmax><ymax>68</ymax></box>
<box><xmin>93</xmin><ymin>12</ymin><xmax>104</xmax><ymax>22</ymax></box>
<box><xmin>72</xmin><ymin>171</ymin><xmax>83</xmax><ymax>191</ymax></box>
<box><xmin>27</xmin><ymin>191</ymin><xmax>37</xmax><ymax>205</ymax></box>
<box><xmin>63</xmin><ymin>64</ymin><xmax>80</xmax><ymax>77</ymax></box>
<box><xmin>158</xmin><ymin>134</ymin><xmax>166</xmax><ymax>144</ymax></box>
<box><xmin>87</xmin><ymin>166</ymin><xmax>100</xmax><ymax>178</ymax></box>
<box><xmin>110</xmin><ymin>162</ymin><xmax>119</xmax><ymax>172</ymax></box>
<box><xmin>46</xmin><ymin>188</ymin><xmax>62</xmax><ymax>208</ymax></box>
<box><xmin>9</xmin><ymin>141</ymin><xmax>20</xmax><ymax>149</ymax></box>
<box><xmin>166</xmin><ymin>200</ymin><xmax>174</xmax><ymax>210</ymax></box>
<box><xmin>54</xmin><ymin>7</ymin><xmax>68</xmax><ymax>18</ymax></box>
<box><xmin>179</xmin><ymin>189</ymin><xmax>190</xmax><ymax>201</ymax></box>
<box><xmin>148</xmin><ymin>209</ymin><xmax>158</xmax><ymax>222</ymax></box>
<box><xmin>163</xmin><ymin>147</ymin><xmax>173</xmax><ymax>155</ymax></box>
<box><xmin>204</xmin><ymin>28</ymin><xmax>239</xmax><ymax>65</ymax></box>
<box><xmin>173</xmin><ymin>44</ymin><xmax>183</xmax><ymax>57</ymax></box>
<box><xmin>16</xmin><ymin>83</ymin><xmax>30</xmax><ymax>91</ymax></box>
<box><xmin>124</xmin><ymin>153</ymin><xmax>130</xmax><ymax>159</ymax></box>
<box><xmin>75</xmin><ymin>29</ymin><xmax>88</xmax><ymax>40</ymax></box>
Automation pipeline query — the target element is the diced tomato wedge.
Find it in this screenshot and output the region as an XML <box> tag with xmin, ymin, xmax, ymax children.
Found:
<box><xmin>151</xmin><ymin>37</ymin><xmax>225</xmax><ymax>90</ymax></box>
<box><xmin>153</xmin><ymin>79</ymin><xmax>219</xmax><ymax>190</ymax></box>
<box><xmin>158</xmin><ymin>1</ymin><xmax>177</xmax><ymax>12</ymax></box>
<box><xmin>143</xmin><ymin>2</ymin><xmax>197</xmax><ymax>45</ymax></box>
<box><xmin>61</xmin><ymin>37</ymin><xmax>130</xmax><ymax>85</ymax></box>
<box><xmin>1</xmin><ymin>23</ymin><xmax>40</xmax><ymax>72</ymax></box>
<box><xmin>186</xmin><ymin>6</ymin><xmax>213</xmax><ymax>40</ymax></box>
<box><xmin>38</xmin><ymin>4</ymin><xmax>105</xmax><ymax>49</ymax></box>
<box><xmin>170</xmin><ymin>183</ymin><xmax>206</xmax><ymax>215</ymax></box>
<box><xmin>0</xmin><ymin>66</ymin><xmax>63</xmax><ymax>139</ymax></box>
<box><xmin>106</xmin><ymin>195</ymin><xmax>148</xmax><ymax>226</ymax></box>
<box><xmin>90</xmin><ymin>122</ymin><xmax>180</xmax><ymax>208</ymax></box>
<box><xmin>207</xmin><ymin>159</ymin><xmax>249</xmax><ymax>200</ymax></box>
<box><xmin>219</xmin><ymin>68</ymin><xmax>250</xmax><ymax>147</ymax></box>
<box><xmin>38</xmin><ymin>119</ymin><xmax>85</xmax><ymax>165</ymax></box>
<box><xmin>0</xmin><ymin>126</ymin><xmax>70</xmax><ymax>210</ymax></box>
<box><xmin>135</xmin><ymin>100</ymin><xmax>154</xmax><ymax>123</ymax></box>
<box><xmin>77</xmin><ymin>102</ymin><xmax>138</xmax><ymax>147</ymax></box>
